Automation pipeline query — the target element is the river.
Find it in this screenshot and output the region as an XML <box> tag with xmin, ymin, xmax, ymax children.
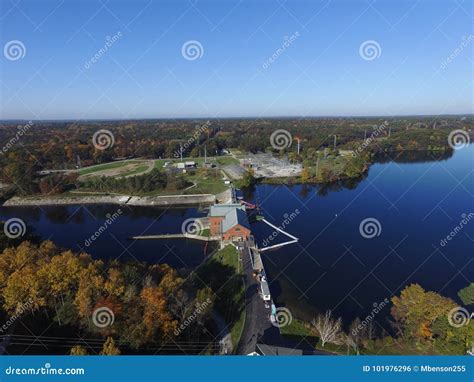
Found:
<box><xmin>1</xmin><ymin>146</ymin><xmax>473</xmax><ymax>329</ymax></box>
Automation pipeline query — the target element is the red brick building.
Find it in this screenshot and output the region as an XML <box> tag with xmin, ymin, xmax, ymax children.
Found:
<box><xmin>208</xmin><ymin>204</ymin><xmax>251</xmax><ymax>242</ymax></box>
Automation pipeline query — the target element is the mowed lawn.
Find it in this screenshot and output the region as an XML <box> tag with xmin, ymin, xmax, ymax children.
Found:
<box><xmin>78</xmin><ymin>161</ymin><xmax>131</xmax><ymax>176</ymax></box>
<box><xmin>196</xmin><ymin>245</ymin><xmax>245</xmax><ymax>351</ymax></box>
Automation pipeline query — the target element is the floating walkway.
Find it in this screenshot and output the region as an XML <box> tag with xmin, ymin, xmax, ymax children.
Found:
<box><xmin>130</xmin><ymin>233</ymin><xmax>220</xmax><ymax>241</ymax></box>
<box><xmin>259</xmin><ymin>218</ymin><xmax>299</xmax><ymax>252</ymax></box>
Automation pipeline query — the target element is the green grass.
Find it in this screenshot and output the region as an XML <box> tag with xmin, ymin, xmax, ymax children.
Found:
<box><xmin>230</xmin><ymin>310</ymin><xmax>246</xmax><ymax>348</ymax></box>
<box><xmin>79</xmin><ymin>161</ymin><xmax>130</xmax><ymax>175</ymax></box>
<box><xmin>280</xmin><ymin>318</ymin><xmax>348</xmax><ymax>355</ymax></box>
<box><xmin>216</xmin><ymin>156</ymin><xmax>239</xmax><ymax>166</ymax></box>
<box><xmin>154</xmin><ymin>159</ymin><xmax>170</xmax><ymax>169</ymax></box>
<box><xmin>210</xmin><ymin>245</ymin><xmax>244</xmax><ymax>349</ymax></box>
<box><xmin>195</xmin><ymin>245</ymin><xmax>245</xmax><ymax>351</ymax></box>
<box><xmin>280</xmin><ymin>318</ymin><xmax>313</xmax><ymax>337</ymax></box>
<box><xmin>199</xmin><ymin>228</ymin><xmax>210</xmax><ymax>237</ymax></box>
<box><xmin>136</xmin><ymin>169</ymin><xmax>228</xmax><ymax>197</ymax></box>
<box><xmin>117</xmin><ymin>165</ymin><xmax>149</xmax><ymax>177</ymax></box>
<box><xmin>185</xmin><ymin>170</ymin><xmax>228</xmax><ymax>195</ymax></box>
<box><xmin>212</xmin><ymin>244</ymin><xmax>239</xmax><ymax>271</ymax></box>
<box><xmin>79</xmin><ymin>160</ymin><xmax>229</xmax><ymax>197</ymax></box>
<box><xmin>78</xmin><ymin>160</ymin><xmax>149</xmax><ymax>176</ymax></box>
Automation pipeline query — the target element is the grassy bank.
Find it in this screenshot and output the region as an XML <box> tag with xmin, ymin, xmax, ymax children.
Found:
<box><xmin>280</xmin><ymin>318</ymin><xmax>348</xmax><ymax>355</ymax></box>
<box><xmin>195</xmin><ymin>245</ymin><xmax>245</xmax><ymax>351</ymax></box>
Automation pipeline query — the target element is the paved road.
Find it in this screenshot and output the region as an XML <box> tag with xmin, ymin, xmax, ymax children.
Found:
<box><xmin>236</xmin><ymin>242</ymin><xmax>282</xmax><ymax>355</ymax></box>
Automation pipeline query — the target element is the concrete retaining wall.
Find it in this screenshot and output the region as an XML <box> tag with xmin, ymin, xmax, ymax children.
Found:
<box><xmin>127</xmin><ymin>194</ymin><xmax>216</xmax><ymax>206</ymax></box>
<box><xmin>3</xmin><ymin>193</ymin><xmax>216</xmax><ymax>207</ymax></box>
<box><xmin>3</xmin><ymin>195</ymin><xmax>130</xmax><ymax>206</ymax></box>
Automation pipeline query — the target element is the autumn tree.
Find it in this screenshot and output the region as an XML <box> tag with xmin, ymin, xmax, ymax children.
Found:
<box><xmin>38</xmin><ymin>250</ymin><xmax>82</xmax><ymax>321</ymax></box>
<box><xmin>431</xmin><ymin>314</ymin><xmax>474</xmax><ymax>354</ymax></box>
<box><xmin>458</xmin><ymin>283</ymin><xmax>474</xmax><ymax>306</ymax></box>
<box><xmin>70</xmin><ymin>345</ymin><xmax>88</xmax><ymax>355</ymax></box>
<box><xmin>300</xmin><ymin>167</ymin><xmax>312</xmax><ymax>183</ymax></box>
<box><xmin>100</xmin><ymin>337</ymin><xmax>120</xmax><ymax>355</ymax></box>
<box><xmin>140</xmin><ymin>286</ymin><xmax>177</xmax><ymax>340</ymax></box>
<box><xmin>74</xmin><ymin>258</ymin><xmax>105</xmax><ymax>321</ymax></box>
<box><xmin>391</xmin><ymin>284</ymin><xmax>457</xmax><ymax>340</ymax></box>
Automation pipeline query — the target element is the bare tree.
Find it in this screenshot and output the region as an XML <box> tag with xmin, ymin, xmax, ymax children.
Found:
<box><xmin>344</xmin><ymin>333</ymin><xmax>357</xmax><ymax>355</ymax></box>
<box><xmin>348</xmin><ymin>317</ymin><xmax>362</xmax><ymax>354</ymax></box>
<box><xmin>311</xmin><ymin>310</ymin><xmax>343</xmax><ymax>347</ymax></box>
<box><xmin>366</xmin><ymin>319</ymin><xmax>376</xmax><ymax>340</ymax></box>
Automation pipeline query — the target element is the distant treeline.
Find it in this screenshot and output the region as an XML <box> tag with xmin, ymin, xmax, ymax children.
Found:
<box><xmin>0</xmin><ymin>116</ymin><xmax>471</xmax><ymax>195</ymax></box>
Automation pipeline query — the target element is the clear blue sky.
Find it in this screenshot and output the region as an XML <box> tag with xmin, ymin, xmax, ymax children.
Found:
<box><xmin>0</xmin><ymin>0</ymin><xmax>472</xmax><ymax>120</ymax></box>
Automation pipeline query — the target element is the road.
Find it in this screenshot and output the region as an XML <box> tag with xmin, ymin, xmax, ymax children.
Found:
<box><xmin>236</xmin><ymin>241</ymin><xmax>282</xmax><ymax>355</ymax></box>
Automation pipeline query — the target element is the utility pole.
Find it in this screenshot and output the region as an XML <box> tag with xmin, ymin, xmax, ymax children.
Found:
<box><xmin>364</xmin><ymin>129</ymin><xmax>367</xmax><ymax>140</ymax></box>
<box><xmin>204</xmin><ymin>145</ymin><xmax>207</xmax><ymax>163</ymax></box>
<box><xmin>180</xmin><ymin>144</ymin><xmax>183</xmax><ymax>162</ymax></box>
<box><xmin>297</xmin><ymin>138</ymin><xmax>300</xmax><ymax>155</ymax></box>
<box><xmin>388</xmin><ymin>127</ymin><xmax>391</xmax><ymax>137</ymax></box>
<box><xmin>333</xmin><ymin>135</ymin><xmax>337</xmax><ymax>150</ymax></box>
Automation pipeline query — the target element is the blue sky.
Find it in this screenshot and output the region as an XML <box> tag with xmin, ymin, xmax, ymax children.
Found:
<box><xmin>0</xmin><ymin>0</ymin><xmax>472</xmax><ymax>120</ymax></box>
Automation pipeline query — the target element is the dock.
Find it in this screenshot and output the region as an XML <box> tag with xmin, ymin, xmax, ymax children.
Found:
<box><xmin>259</xmin><ymin>218</ymin><xmax>299</xmax><ymax>252</ymax></box>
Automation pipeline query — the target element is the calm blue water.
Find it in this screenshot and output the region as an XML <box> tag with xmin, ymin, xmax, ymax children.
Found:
<box><xmin>248</xmin><ymin>146</ymin><xmax>474</xmax><ymax>327</ymax></box>
<box><xmin>1</xmin><ymin>146</ymin><xmax>473</xmax><ymax>327</ymax></box>
<box><xmin>0</xmin><ymin>205</ymin><xmax>210</xmax><ymax>269</ymax></box>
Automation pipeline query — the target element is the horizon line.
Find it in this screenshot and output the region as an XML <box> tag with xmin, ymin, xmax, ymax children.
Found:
<box><xmin>0</xmin><ymin>113</ymin><xmax>472</xmax><ymax>123</ymax></box>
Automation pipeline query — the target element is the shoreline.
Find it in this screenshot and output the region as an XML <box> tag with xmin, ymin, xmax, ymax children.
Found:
<box><xmin>2</xmin><ymin>193</ymin><xmax>220</xmax><ymax>207</ymax></box>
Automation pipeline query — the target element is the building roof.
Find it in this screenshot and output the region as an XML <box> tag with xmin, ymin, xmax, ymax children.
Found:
<box><xmin>209</xmin><ymin>204</ymin><xmax>245</xmax><ymax>217</ymax></box>
<box><xmin>256</xmin><ymin>344</ymin><xmax>303</xmax><ymax>356</ymax></box>
<box><xmin>209</xmin><ymin>203</ymin><xmax>250</xmax><ymax>234</ymax></box>
<box><xmin>221</xmin><ymin>208</ymin><xmax>250</xmax><ymax>233</ymax></box>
